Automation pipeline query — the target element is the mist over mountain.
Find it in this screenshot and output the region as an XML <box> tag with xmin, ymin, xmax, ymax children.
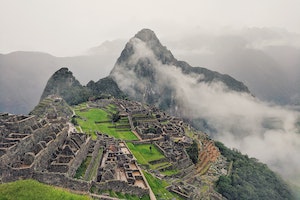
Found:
<box><xmin>166</xmin><ymin>27</ymin><xmax>300</xmax><ymax>105</ymax></box>
<box><xmin>110</xmin><ymin>29</ymin><xmax>250</xmax><ymax>116</ymax></box>
<box><xmin>110</xmin><ymin>29</ymin><xmax>300</xmax><ymax>187</ymax></box>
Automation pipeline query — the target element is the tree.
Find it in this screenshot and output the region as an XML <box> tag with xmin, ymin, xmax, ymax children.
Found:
<box><xmin>186</xmin><ymin>140</ymin><xmax>199</xmax><ymax>164</ymax></box>
<box><xmin>71</xmin><ymin>117</ymin><xmax>78</xmax><ymax>126</ymax></box>
<box><xmin>111</xmin><ymin>112</ymin><xmax>121</xmax><ymax>123</ymax></box>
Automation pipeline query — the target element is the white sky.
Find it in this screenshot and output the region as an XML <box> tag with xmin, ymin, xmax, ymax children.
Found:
<box><xmin>1</xmin><ymin>0</ymin><xmax>300</xmax><ymax>56</ymax></box>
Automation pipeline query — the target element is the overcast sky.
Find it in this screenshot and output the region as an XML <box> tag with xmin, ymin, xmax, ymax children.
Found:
<box><xmin>1</xmin><ymin>0</ymin><xmax>300</xmax><ymax>56</ymax></box>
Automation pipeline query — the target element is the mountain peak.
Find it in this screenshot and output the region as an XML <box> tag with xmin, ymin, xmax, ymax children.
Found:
<box><xmin>40</xmin><ymin>67</ymin><xmax>90</xmax><ymax>105</ymax></box>
<box><xmin>110</xmin><ymin>29</ymin><xmax>251</xmax><ymax>115</ymax></box>
<box><xmin>134</xmin><ymin>28</ymin><xmax>159</xmax><ymax>43</ymax></box>
<box><xmin>113</xmin><ymin>28</ymin><xmax>175</xmax><ymax>66</ymax></box>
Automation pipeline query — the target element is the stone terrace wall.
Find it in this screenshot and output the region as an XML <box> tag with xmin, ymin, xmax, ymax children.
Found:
<box><xmin>1</xmin><ymin>166</ymin><xmax>33</xmax><ymax>183</ymax></box>
<box><xmin>33</xmin><ymin>171</ymin><xmax>91</xmax><ymax>192</ymax></box>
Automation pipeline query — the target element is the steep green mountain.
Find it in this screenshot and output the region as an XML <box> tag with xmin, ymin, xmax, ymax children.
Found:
<box><xmin>110</xmin><ymin>29</ymin><xmax>250</xmax><ymax>113</ymax></box>
<box><xmin>86</xmin><ymin>76</ymin><xmax>125</xmax><ymax>99</ymax></box>
<box><xmin>41</xmin><ymin>67</ymin><xmax>91</xmax><ymax>105</ymax></box>
<box><xmin>109</xmin><ymin>28</ymin><xmax>251</xmax><ymax>132</ymax></box>
<box><xmin>215</xmin><ymin>141</ymin><xmax>293</xmax><ymax>200</ymax></box>
<box><xmin>41</xmin><ymin>68</ymin><xmax>124</xmax><ymax>105</ymax></box>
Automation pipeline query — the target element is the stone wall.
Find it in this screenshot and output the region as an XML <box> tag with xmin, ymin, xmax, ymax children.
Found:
<box><xmin>84</xmin><ymin>140</ymin><xmax>102</xmax><ymax>181</ymax></box>
<box><xmin>1</xmin><ymin>166</ymin><xmax>33</xmax><ymax>183</ymax></box>
<box><xmin>92</xmin><ymin>180</ymin><xmax>149</xmax><ymax>197</ymax></box>
<box><xmin>33</xmin><ymin>128</ymin><xmax>68</xmax><ymax>171</ymax></box>
<box><xmin>68</xmin><ymin>137</ymin><xmax>92</xmax><ymax>177</ymax></box>
<box><xmin>148</xmin><ymin>158</ymin><xmax>169</xmax><ymax>165</ymax></box>
<box><xmin>154</xmin><ymin>142</ymin><xmax>167</xmax><ymax>155</ymax></box>
<box><xmin>33</xmin><ymin>171</ymin><xmax>91</xmax><ymax>192</ymax></box>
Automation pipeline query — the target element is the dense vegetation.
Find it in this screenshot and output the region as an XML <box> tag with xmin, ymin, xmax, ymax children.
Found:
<box><xmin>0</xmin><ymin>179</ymin><xmax>91</xmax><ymax>200</ymax></box>
<box><xmin>186</xmin><ymin>140</ymin><xmax>199</xmax><ymax>164</ymax></box>
<box><xmin>215</xmin><ymin>141</ymin><xmax>294</xmax><ymax>200</ymax></box>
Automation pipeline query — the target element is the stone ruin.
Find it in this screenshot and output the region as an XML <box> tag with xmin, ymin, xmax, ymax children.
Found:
<box><xmin>0</xmin><ymin>112</ymin><xmax>149</xmax><ymax>197</ymax></box>
<box><xmin>112</xmin><ymin>99</ymin><xmax>186</xmax><ymax>141</ymax></box>
<box><xmin>93</xmin><ymin>134</ymin><xmax>148</xmax><ymax>196</ymax></box>
<box><xmin>0</xmin><ymin>97</ymin><xmax>227</xmax><ymax>199</ymax></box>
<box><xmin>105</xmin><ymin>99</ymin><xmax>227</xmax><ymax>199</ymax></box>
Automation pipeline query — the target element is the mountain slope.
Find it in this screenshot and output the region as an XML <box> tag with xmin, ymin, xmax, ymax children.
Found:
<box><xmin>40</xmin><ymin>68</ymin><xmax>125</xmax><ymax>105</ymax></box>
<box><xmin>110</xmin><ymin>28</ymin><xmax>250</xmax><ymax>116</ymax></box>
<box><xmin>41</xmin><ymin>68</ymin><xmax>91</xmax><ymax>105</ymax></box>
<box><xmin>87</xmin><ymin>76</ymin><xmax>125</xmax><ymax>99</ymax></box>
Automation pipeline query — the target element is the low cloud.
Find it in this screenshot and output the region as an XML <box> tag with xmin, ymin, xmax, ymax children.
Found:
<box><xmin>169</xmin><ymin>63</ymin><xmax>300</xmax><ymax>185</ymax></box>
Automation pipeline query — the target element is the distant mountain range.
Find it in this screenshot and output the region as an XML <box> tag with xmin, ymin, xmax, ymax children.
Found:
<box><xmin>0</xmin><ymin>41</ymin><xmax>123</xmax><ymax>114</ymax></box>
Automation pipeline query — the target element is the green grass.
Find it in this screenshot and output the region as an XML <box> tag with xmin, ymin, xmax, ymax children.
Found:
<box><xmin>143</xmin><ymin>171</ymin><xmax>183</xmax><ymax>200</ymax></box>
<box><xmin>75</xmin><ymin>156</ymin><xmax>92</xmax><ymax>179</ymax></box>
<box><xmin>75</xmin><ymin>108</ymin><xmax>138</xmax><ymax>140</ymax></box>
<box><xmin>105</xmin><ymin>104</ymin><xmax>117</xmax><ymax>113</ymax></box>
<box><xmin>126</xmin><ymin>143</ymin><xmax>166</xmax><ymax>169</ymax></box>
<box><xmin>100</xmin><ymin>190</ymin><xmax>150</xmax><ymax>200</ymax></box>
<box><xmin>0</xmin><ymin>179</ymin><xmax>91</xmax><ymax>200</ymax></box>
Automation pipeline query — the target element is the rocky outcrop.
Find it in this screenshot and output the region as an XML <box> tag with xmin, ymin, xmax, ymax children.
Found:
<box><xmin>41</xmin><ymin>68</ymin><xmax>91</xmax><ymax>105</ymax></box>
<box><xmin>87</xmin><ymin>76</ymin><xmax>125</xmax><ymax>99</ymax></box>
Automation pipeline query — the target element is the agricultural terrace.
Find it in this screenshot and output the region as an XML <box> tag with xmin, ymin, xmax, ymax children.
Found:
<box><xmin>143</xmin><ymin>171</ymin><xmax>184</xmax><ymax>200</ymax></box>
<box><xmin>127</xmin><ymin>143</ymin><xmax>173</xmax><ymax>171</ymax></box>
<box><xmin>74</xmin><ymin>104</ymin><xmax>138</xmax><ymax>141</ymax></box>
